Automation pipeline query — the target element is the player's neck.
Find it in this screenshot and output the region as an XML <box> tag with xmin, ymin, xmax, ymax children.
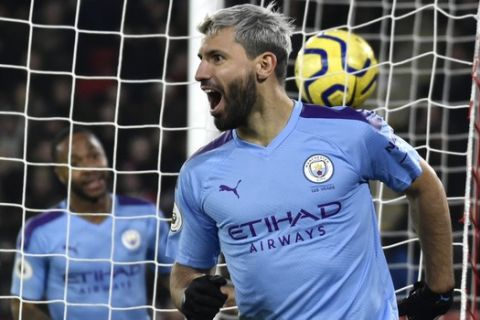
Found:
<box><xmin>237</xmin><ymin>88</ymin><xmax>294</xmax><ymax>146</ymax></box>
<box><xmin>68</xmin><ymin>193</ymin><xmax>112</xmax><ymax>224</ymax></box>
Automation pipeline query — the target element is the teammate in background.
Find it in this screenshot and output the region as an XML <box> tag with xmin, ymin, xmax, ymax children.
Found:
<box><xmin>10</xmin><ymin>127</ymin><xmax>175</xmax><ymax>320</ymax></box>
<box><xmin>166</xmin><ymin>3</ymin><xmax>454</xmax><ymax>320</ymax></box>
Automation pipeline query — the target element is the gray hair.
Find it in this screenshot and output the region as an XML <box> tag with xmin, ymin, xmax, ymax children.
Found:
<box><xmin>197</xmin><ymin>3</ymin><xmax>295</xmax><ymax>83</ymax></box>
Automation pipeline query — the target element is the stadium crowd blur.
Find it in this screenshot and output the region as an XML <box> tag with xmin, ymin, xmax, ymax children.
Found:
<box><xmin>0</xmin><ymin>0</ymin><xmax>189</xmax><ymax>318</ymax></box>
<box><xmin>0</xmin><ymin>0</ymin><xmax>477</xmax><ymax>319</ymax></box>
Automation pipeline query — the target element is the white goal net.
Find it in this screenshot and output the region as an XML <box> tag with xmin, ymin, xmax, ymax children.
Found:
<box><xmin>0</xmin><ymin>0</ymin><xmax>478</xmax><ymax>319</ymax></box>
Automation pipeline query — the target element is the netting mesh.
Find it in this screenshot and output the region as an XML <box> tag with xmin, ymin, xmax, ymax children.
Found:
<box><xmin>0</xmin><ymin>0</ymin><xmax>478</xmax><ymax>319</ymax></box>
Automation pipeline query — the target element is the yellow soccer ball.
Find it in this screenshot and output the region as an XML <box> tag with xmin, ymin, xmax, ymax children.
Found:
<box><xmin>295</xmin><ymin>29</ymin><xmax>378</xmax><ymax>108</ymax></box>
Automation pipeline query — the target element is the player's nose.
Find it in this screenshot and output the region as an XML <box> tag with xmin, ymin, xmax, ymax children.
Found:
<box><xmin>195</xmin><ymin>60</ymin><xmax>211</xmax><ymax>81</ymax></box>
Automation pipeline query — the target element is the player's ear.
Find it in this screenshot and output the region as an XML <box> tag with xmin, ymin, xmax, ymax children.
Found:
<box><xmin>256</xmin><ymin>52</ymin><xmax>277</xmax><ymax>82</ymax></box>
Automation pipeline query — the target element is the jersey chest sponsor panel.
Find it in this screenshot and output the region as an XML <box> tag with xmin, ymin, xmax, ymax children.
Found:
<box><xmin>11</xmin><ymin>196</ymin><xmax>168</xmax><ymax>320</ymax></box>
<box><xmin>203</xmin><ymin>135</ymin><xmax>376</xmax><ymax>268</ymax></box>
<box><xmin>200</xmin><ymin>134</ymin><xmax>391</xmax><ymax>319</ymax></box>
<box><xmin>61</xmin><ymin>218</ymin><xmax>150</xmax><ymax>301</ymax></box>
<box><xmin>24</xmin><ymin>215</ymin><xmax>152</xmax><ymax>304</ymax></box>
<box><xmin>171</xmin><ymin>103</ymin><xmax>414</xmax><ymax>318</ymax></box>
<box><xmin>204</xmin><ymin>134</ymin><xmax>365</xmax><ymax>251</ymax></box>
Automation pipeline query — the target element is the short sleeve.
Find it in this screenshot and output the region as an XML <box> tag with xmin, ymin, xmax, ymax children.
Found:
<box><xmin>358</xmin><ymin>113</ymin><xmax>422</xmax><ymax>192</ymax></box>
<box><xmin>10</xmin><ymin>227</ymin><xmax>48</xmax><ymax>300</ymax></box>
<box><xmin>166</xmin><ymin>167</ymin><xmax>220</xmax><ymax>269</ymax></box>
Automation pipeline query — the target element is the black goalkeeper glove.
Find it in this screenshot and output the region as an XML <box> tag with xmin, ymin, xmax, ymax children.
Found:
<box><xmin>181</xmin><ymin>275</ymin><xmax>228</xmax><ymax>320</ymax></box>
<box><xmin>398</xmin><ymin>281</ymin><xmax>453</xmax><ymax>320</ymax></box>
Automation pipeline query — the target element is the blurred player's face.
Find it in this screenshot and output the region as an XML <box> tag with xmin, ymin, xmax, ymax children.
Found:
<box><xmin>195</xmin><ymin>28</ymin><xmax>257</xmax><ymax>131</ymax></box>
<box><xmin>55</xmin><ymin>132</ymin><xmax>109</xmax><ymax>202</ymax></box>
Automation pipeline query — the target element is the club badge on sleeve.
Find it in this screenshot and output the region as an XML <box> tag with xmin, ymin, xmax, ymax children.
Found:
<box><xmin>170</xmin><ymin>202</ymin><xmax>183</xmax><ymax>232</ymax></box>
<box><xmin>14</xmin><ymin>258</ymin><xmax>33</xmax><ymax>280</ymax></box>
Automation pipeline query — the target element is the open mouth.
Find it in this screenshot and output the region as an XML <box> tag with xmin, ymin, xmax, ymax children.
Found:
<box><xmin>83</xmin><ymin>173</ymin><xmax>107</xmax><ymax>192</ymax></box>
<box><xmin>204</xmin><ymin>88</ymin><xmax>223</xmax><ymax>114</ymax></box>
<box><xmin>84</xmin><ymin>177</ymin><xmax>104</xmax><ymax>189</ymax></box>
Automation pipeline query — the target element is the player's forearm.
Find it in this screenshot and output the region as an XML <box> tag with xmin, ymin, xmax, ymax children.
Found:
<box><xmin>406</xmin><ymin>159</ymin><xmax>454</xmax><ymax>292</ymax></box>
<box><xmin>170</xmin><ymin>262</ymin><xmax>212</xmax><ymax>309</ymax></box>
<box><xmin>11</xmin><ymin>300</ymin><xmax>50</xmax><ymax>320</ymax></box>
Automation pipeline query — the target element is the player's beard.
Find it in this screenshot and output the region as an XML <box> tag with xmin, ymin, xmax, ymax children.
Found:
<box><xmin>214</xmin><ymin>72</ymin><xmax>257</xmax><ymax>131</ymax></box>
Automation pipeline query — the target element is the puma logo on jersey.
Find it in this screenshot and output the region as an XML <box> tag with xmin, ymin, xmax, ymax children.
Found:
<box><xmin>62</xmin><ymin>244</ymin><xmax>78</xmax><ymax>255</ymax></box>
<box><xmin>219</xmin><ymin>179</ymin><xmax>242</xmax><ymax>198</ymax></box>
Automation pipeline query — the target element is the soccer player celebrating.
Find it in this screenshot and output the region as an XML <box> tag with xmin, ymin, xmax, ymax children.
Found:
<box><xmin>167</xmin><ymin>3</ymin><xmax>455</xmax><ymax>320</ymax></box>
<box><xmin>11</xmin><ymin>127</ymin><xmax>174</xmax><ymax>320</ymax></box>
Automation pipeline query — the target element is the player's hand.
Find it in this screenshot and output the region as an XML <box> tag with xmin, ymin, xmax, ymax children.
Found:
<box><xmin>181</xmin><ymin>275</ymin><xmax>228</xmax><ymax>320</ymax></box>
<box><xmin>398</xmin><ymin>281</ymin><xmax>453</xmax><ymax>320</ymax></box>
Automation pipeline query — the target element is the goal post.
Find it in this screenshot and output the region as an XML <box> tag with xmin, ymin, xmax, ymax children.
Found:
<box><xmin>187</xmin><ymin>0</ymin><xmax>224</xmax><ymax>156</ymax></box>
<box><xmin>466</xmin><ymin>10</ymin><xmax>480</xmax><ymax>318</ymax></box>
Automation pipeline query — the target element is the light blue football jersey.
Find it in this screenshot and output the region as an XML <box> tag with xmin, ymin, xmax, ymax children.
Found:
<box><xmin>11</xmin><ymin>195</ymin><xmax>172</xmax><ymax>320</ymax></box>
<box><xmin>167</xmin><ymin>101</ymin><xmax>422</xmax><ymax>320</ymax></box>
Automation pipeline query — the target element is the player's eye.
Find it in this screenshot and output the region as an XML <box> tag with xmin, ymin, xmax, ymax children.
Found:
<box><xmin>212</xmin><ymin>54</ymin><xmax>224</xmax><ymax>63</ymax></box>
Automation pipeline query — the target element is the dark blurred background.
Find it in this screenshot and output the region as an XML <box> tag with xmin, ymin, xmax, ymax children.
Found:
<box><xmin>0</xmin><ymin>0</ymin><xmax>189</xmax><ymax>318</ymax></box>
<box><xmin>0</xmin><ymin>0</ymin><xmax>478</xmax><ymax>318</ymax></box>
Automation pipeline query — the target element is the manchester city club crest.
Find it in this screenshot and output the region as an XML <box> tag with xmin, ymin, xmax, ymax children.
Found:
<box><xmin>121</xmin><ymin>229</ymin><xmax>141</xmax><ymax>250</ymax></box>
<box><xmin>170</xmin><ymin>202</ymin><xmax>183</xmax><ymax>232</ymax></box>
<box><xmin>303</xmin><ymin>154</ymin><xmax>334</xmax><ymax>183</ymax></box>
